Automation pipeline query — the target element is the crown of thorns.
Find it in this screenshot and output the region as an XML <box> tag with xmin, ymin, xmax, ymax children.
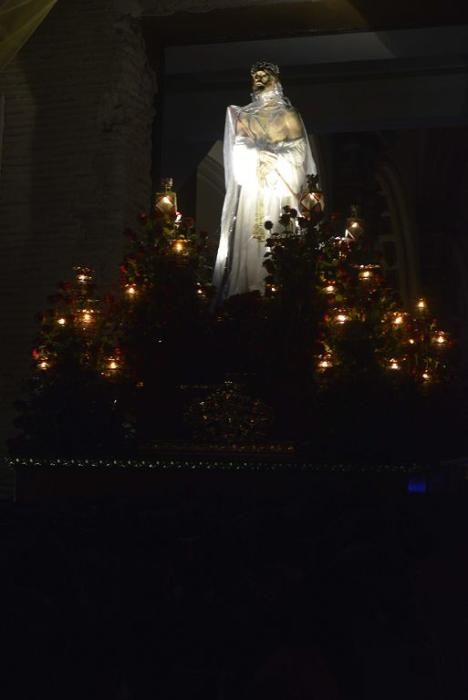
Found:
<box><xmin>250</xmin><ymin>61</ymin><xmax>280</xmax><ymax>77</ymax></box>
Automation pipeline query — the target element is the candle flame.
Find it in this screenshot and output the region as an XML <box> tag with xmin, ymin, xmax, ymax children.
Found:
<box><xmin>173</xmin><ymin>240</ymin><xmax>186</xmax><ymax>254</ymax></box>
<box><xmin>416</xmin><ymin>298</ymin><xmax>427</xmax><ymax>312</ymax></box>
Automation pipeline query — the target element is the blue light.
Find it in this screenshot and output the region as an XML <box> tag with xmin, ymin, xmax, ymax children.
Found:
<box><xmin>408</xmin><ymin>476</ymin><xmax>427</xmax><ymax>494</ymax></box>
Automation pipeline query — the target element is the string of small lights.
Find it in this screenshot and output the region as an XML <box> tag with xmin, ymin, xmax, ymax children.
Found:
<box><xmin>8</xmin><ymin>456</ymin><xmax>425</xmax><ymax>474</ymax></box>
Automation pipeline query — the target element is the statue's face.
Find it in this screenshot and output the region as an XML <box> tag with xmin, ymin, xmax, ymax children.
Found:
<box><xmin>251</xmin><ymin>69</ymin><xmax>276</xmax><ymax>93</ymax></box>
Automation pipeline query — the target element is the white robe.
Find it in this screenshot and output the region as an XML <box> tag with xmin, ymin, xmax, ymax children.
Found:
<box><xmin>213</xmin><ymin>87</ymin><xmax>317</xmax><ymax>300</ymax></box>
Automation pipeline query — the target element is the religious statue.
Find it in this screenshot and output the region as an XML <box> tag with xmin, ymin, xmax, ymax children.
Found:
<box><xmin>213</xmin><ymin>61</ymin><xmax>317</xmax><ymax>300</ymax></box>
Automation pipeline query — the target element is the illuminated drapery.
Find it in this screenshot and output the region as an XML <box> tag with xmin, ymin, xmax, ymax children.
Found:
<box><xmin>213</xmin><ymin>84</ymin><xmax>317</xmax><ymax>300</ymax></box>
<box><xmin>0</xmin><ymin>0</ymin><xmax>58</xmax><ymax>70</ymax></box>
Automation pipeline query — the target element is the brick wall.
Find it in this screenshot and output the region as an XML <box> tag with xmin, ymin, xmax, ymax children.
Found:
<box><xmin>0</xmin><ymin>0</ymin><xmax>156</xmax><ymax>492</ymax></box>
